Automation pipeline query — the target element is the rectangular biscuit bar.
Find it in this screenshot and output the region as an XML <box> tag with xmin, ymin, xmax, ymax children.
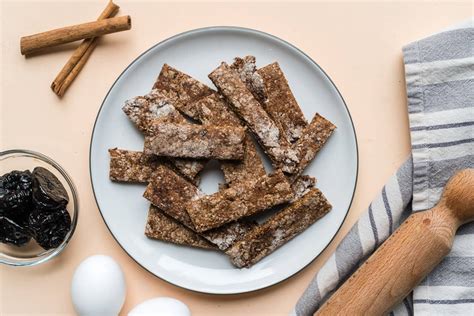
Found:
<box><xmin>143</xmin><ymin>165</ymin><xmax>260</xmax><ymax>250</ymax></box>
<box><xmin>221</xmin><ymin>136</ymin><xmax>266</xmax><ymax>186</ymax></box>
<box><xmin>191</xmin><ymin>93</ymin><xmax>266</xmax><ymax>186</ymax></box>
<box><xmin>153</xmin><ymin>64</ymin><xmax>214</xmax><ymax>119</ymax></box>
<box><xmin>122</xmin><ymin>89</ymin><xmax>184</xmax><ymax>135</ymax></box>
<box><xmin>122</xmin><ymin>90</ymin><xmax>205</xmax><ymax>181</ymax></box>
<box><xmin>226</xmin><ymin>188</ymin><xmax>332</xmax><ymax>268</ymax></box>
<box><xmin>257</xmin><ymin>62</ymin><xmax>308</xmax><ymax>143</ymax></box>
<box><xmin>169</xmin><ymin>159</ymin><xmax>204</xmax><ymax>185</ymax></box>
<box><xmin>230</xmin><ymin>56</ymin><xmax>267</xmax><ymax>104</ymax></box>
<box><xmin>290</xmin><ymin>113</ymin><xmax>336</xmax><ymax>179</ymax></box>
<box><xmin>186</xmin><ymin>171</ymin><xmax>294</xmax><ymax>232</ymax></box>
<box><xmin>209</xmin><ymin>62</ymin><xmax>299</xmax><ymax>174</ymax></box>
<box><xmin>291</xmin><ymin>175</ymin><xmax>316</xmax><ymax>202</ymax></box>
<box><xmin>145</xmin><ymin>205</ymin><xmax>215</xmax><ymax>249</ymax></box>
<box><xmin>143</xmin><ymin>165</ymin><xmax>200</xmax><ymax>229</ymax></box>
<box><xmin>144</xmin><ymin>122</ymin><xmax>246</xmax><ymax>160</ymax></box>
<box><xmin>109</xmin><ymin>148</ymin><xmax>162</xmax><ymax>183</ymax></box>
<box><xmin>194</xmin><ymin>93</ymin><xmax>241</xmax><ymax>126</ymax></box>
<box><xmin>201</xmin><ymin>221</ymin><xmax>258</xmax><ymax>251</ymax></box>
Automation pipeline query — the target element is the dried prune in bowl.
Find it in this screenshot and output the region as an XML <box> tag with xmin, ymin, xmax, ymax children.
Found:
<box><xmin>28</xmin><ymin>208</ymin><xmax>71</xmax><ymax>250</ymax></box>
<box><xmin>32</xmin><ymin>167</ymin><xmax>69</xmax><ymax>210</ymax></box>
<box><xmin>0</xmin><ymin>170</ymin><xmax>33</xmax><ymax>213</ymax></box>
<box><xmin>0</xmin><ymin>216</ymin><xmax>32</xmax><ymax>246</ymax></box>
<box><xmin>1</xmin><ymin>150</ymin><xmax>78</xmax><ymax>266</ymax></box>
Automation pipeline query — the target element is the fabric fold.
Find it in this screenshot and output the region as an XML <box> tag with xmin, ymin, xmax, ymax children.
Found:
<box><xmin>294</xmin><ymin>157</ymin><xmax>414</xmax><ymax>315</ymax></box>
<box><xmin>294</xmin><ymin>19</ymin><xmax>473</xmax><ymax>316</ymax></box>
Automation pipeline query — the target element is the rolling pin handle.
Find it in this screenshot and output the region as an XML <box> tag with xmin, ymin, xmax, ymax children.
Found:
<box><xmin>316</xmin><ymin>169</ymin><xmax>474</xmax><ymax>315</ymax></box>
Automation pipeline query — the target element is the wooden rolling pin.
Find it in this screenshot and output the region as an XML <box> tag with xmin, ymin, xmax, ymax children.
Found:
<box><xmin>317</xmin><ymin>169</ymin><xmax>474</xmax><ymax>316</ymax></box>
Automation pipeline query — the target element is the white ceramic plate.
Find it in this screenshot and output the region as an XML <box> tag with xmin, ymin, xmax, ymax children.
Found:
<box><xmin>90</xmin><ymin>27</ymin><xmax>358</xmax><ymax>294</ymax></box>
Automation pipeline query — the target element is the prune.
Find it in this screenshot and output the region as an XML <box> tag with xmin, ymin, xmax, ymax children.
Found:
<box><xmin>0</xmin><ymin>167</ymin><xmax>72</xmax><ymax>249</ymax></box>
<box><xmin>28</xmin><ymin>207</ymin><xmax>71</xmax><ymax>250</ymax></box>
<box><xmin>0</xmin><ymin>170</ymin><xmax>33</xmax><ymax>222</ymax></box>
<box><xmin>32</xmin><ymin>167</ymin><xmax>69</xmax><ymax>210</ymax></box>
<box><xmin>0</xmin><ymin>170</ymin><xmax>33</xmax><ymax>209</ymax></box>
<box><xmin>0</xmin><ymin>216</ymin><xmax>32</xmax><ymax>246</ymax></box>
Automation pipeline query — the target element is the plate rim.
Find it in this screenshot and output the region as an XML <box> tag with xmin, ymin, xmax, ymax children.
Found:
<box><xmin>89</xmin><ymin>26</ymin><xmax>359</xmax><ymax>295</ymax></box>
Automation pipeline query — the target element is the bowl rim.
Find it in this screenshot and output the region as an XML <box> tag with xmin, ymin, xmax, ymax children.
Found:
<box><xmin>0</xmin><ymin>149</ymin><xmax>79</xmax><ymax>266</ymax></box>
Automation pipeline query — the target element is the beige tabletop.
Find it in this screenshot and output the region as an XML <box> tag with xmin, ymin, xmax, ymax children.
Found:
<box><xmin>1</xmin><ymin>0</ymin><xmax>471</xmax><ymax>315</ymax></box>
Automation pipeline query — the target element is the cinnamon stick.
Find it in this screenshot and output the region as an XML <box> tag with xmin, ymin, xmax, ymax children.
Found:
<box><xmin>51</xmin><ymin>1</ymin><xmax>119</xmax><ymax>96</ymax></box>
<box><xmin>20</xmin><ymin>15</ymin><xmax>131</xmax><ymax>55</ymax></box>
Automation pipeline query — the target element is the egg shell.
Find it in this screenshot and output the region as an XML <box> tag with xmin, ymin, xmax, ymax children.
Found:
<box><xmin>71</xmin><ymin>255</ymin><xmax>126</xmax><ymax>316</ymax></box>
<box><xmin>128</xmin><ymin>297</ymin><xmax>191</xmax><ymax>316</ymax></box>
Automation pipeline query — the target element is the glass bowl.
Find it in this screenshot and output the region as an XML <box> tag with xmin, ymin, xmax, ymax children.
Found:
<box><xmin>0</xmin><ymin>149</ymin><xmax>79</xmax><ymax>266</ymax></box>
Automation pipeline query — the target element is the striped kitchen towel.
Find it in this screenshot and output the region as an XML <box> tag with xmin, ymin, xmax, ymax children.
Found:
<box><xmin>294</xmin><ymin>19</ymin><xmax>473</xmax><ymax>316</ymax></box>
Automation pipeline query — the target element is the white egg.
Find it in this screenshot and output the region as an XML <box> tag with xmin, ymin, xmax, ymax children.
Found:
<box><xmin>71</xmin><ymin>255</ymin><xmax>126</xmax><ymax>316</ymax></box>
<box><xmin>128</xmin><ymin>297</ymin><xmax>191</xmax><ymax>316</ymax></box>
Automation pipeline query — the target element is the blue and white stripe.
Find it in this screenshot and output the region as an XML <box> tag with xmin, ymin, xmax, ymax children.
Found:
<box><xmin>294</xmin><ymin>19</ymin><xmax>473</xmax><ymax>316</ymax></box>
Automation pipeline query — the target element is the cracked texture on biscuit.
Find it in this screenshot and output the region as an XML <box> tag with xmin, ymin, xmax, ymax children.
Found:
<box><xmin>144</xmin><ymin>122</ymin><xmax>246</xmax><ymax>160</ymax></box>
<box><xmin>209</xmin><ymin>62</ymin><xmax>299</xmax><ymax>173</ymax></box>
<box><xmin>143</xmin><ymin>165</ymin><xmax>201</xmax><ymax>229</ymax></box>
<box><xmin>191</xmin><ymin>93</ymin><xmax>266</xmax><ymax>186</ymax></box>
<box><xmin>290</xmin><ymin>175</ymin><xmax>316</xmax><ymax>201</ymax></box>
<box><xmin>257</xmin><ymin>62</ymin><xmax>308</xmax><ymax>143</ymax></box>
<box><xmin>145</xmin><ymin>205</ymin><xmax>215</xmax><ymax>249</ymax></box>
<box><xmin>153</xmin><ymin>64</ymin><xmax>214</xmax><ymax>118</ymax></box>
<box><xmin>186</xmin><ymin>171</ymin><xmax>294</xmax><ymax>232</ymax></box>
<box><xmin>231</xmin><ymin>56</ymin><xmax>267</xmax><ymax>104</ymax></box>
<box><xmin>122</xmin><ymin>89</ymin><xmax>205</xmax><ymax>181</ymax></box>
<box><xmin>109</xmin><ymin>148</ymin><xmax>162</xmax><ymax>183</ymax></box>
<box><xmin>144</xmin><ymin>165</ymin><xmax>262</xmax><ymax>250</ymax></box>
<box><xmin>227</xmin><ymin>188</ymin><xmax>332</xmax><ymax>268</ymax></box>
<box><xmin>201</xmin><ymin>221</ymin><xmax>258</xmax><ymax>251</ymax></box>
<box><xmin>290</xmin><ymin>113</ymin><xmax>336</xmax><ymax>180</ymax></box>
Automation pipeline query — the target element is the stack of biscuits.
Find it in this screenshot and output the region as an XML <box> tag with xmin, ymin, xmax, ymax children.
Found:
<box><xmin>109</xmin><ymin>56</ymin><xmax>335</xmax><ymax>268</ymax></box>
